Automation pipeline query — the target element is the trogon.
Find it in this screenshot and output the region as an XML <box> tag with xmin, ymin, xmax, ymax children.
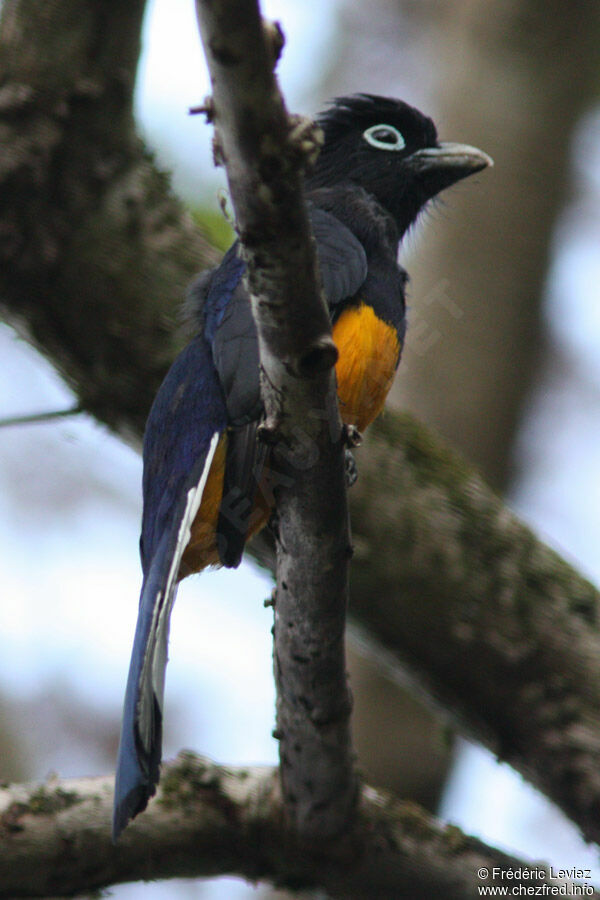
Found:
<box><xmin>113</xmin><ymin>94</ymin><xmax>492</xmax><ymax>838</ymax></box>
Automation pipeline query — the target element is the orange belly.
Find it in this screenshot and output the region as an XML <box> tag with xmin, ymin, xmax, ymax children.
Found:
<box><xmin>332</xmin><ymin>303</ymin><xmax>401</xmax><ymax>431</ymax></box>
<box><xmin>182</xmin><ymin>303</ymin><xmax>399</xmax><ymax>575</ymax></box>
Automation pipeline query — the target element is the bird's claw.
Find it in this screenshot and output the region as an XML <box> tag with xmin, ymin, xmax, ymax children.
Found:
<box><xmin>343</xmin><ymin>424</ymin><xmax>363</xmax><ymax>449</ymax></box>
<box><xmin>344</xmin><ymin>448</ymin><xmax>359</xmax><ymax>487</ymax></box>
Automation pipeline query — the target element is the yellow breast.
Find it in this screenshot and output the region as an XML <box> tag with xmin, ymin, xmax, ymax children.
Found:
<box><xmin>332</xmin><ymin>303</ymin><xmax>401</xmax><ymax>432</ymax></box>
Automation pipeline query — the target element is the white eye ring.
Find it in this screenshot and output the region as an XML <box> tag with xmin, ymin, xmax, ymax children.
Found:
<box><xmin>363</xmin><ymin>124</ymin><xmax>406</xmax><ymax>151</ymax></box>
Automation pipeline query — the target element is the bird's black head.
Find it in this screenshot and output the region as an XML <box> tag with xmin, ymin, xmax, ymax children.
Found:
<box><xmin>308</xmin><ymin>94</ymin><xmax>492</xmax><ymax>237</ymax></box>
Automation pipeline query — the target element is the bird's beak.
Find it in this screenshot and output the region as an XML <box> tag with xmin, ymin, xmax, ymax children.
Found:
<box><xmin>409</xmin><ymin>142</ymin><xmax>493</xmax><ymax>197</ymax></box>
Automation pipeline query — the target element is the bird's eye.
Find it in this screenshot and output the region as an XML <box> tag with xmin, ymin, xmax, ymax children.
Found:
<box><xmin>363</xmin><ymin>124</ymin><xmax>406</xmax><ymax>151</ymax></box>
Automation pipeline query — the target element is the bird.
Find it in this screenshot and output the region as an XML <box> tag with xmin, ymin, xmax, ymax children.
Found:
<box><xmin>112</xmin><ymin>93</ymin><xmax>492</xmax><ymax>838</ymax></box>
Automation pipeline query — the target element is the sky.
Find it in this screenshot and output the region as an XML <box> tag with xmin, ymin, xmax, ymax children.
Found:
<box><xmin>2</xmin><ymin>0</ymin><xmax>600</xmax><ymax>896</ymax></box>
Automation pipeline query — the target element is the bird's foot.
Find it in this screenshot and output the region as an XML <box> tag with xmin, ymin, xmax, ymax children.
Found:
<box><xmin>342</xmin><ymin>426</ymin><xmax>362</xmax><ymax>487</ymax></box>
<box><xmin>343</xmin><ymin>424</ymin><xmax>363</xmax><ymax>449</ymax></box>
<box><xmin>344</xmin><ymin>449</ymin><xmax>358</xmax><ymax>487</ymax></box>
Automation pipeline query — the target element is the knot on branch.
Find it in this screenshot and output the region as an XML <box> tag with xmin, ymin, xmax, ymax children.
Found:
<box><xmin>299</xmin><ymin>335</ymin><xmax>338</xmax><ymax>377</ymax></box>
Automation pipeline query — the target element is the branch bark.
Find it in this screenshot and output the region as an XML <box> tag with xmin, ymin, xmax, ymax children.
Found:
<box><xmin>2</xmin><ymin>754</ymin><xmax>594</xmax><ymax>899</ymax></box>
<box><xmin>195</xmin><ymin>0</ymin><xmax>355</xmax><ymax>839</ymax></box>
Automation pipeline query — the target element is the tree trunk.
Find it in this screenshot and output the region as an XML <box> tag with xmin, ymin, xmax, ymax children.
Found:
<box><xmin>0</xmin><ymin>0</ymin><xmax>218</xmax><ymax>437</ymax></box>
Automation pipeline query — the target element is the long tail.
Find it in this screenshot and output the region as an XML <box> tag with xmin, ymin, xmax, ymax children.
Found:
<box><xmin>112</xmin><ymin>433</ymin><xmax>220</xmax><ymax>840</ymax></box>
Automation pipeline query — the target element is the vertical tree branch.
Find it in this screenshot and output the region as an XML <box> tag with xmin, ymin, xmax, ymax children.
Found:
<box><xmin>195</xmin><ymin>0</ymin><xmax>356</xmax><ymax>838</ymax></box>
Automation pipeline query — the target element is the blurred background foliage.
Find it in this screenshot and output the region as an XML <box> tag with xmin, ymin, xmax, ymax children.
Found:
<box><xmin>1</xmin><ymin>0</ymin><xmax>600</xmax><ymax>896</ymax></box>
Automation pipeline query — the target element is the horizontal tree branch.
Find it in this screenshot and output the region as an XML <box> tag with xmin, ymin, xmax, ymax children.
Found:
<box><xmin>195</xmin><ymin>0</ymin><xmax>355</xmax><ymax>839</ymax></box>
<box><xmin>349</xmin><ymin>414</ymin><xmax>600</xmax><ymax>846</ymax></box>
<box><xmin>2</xmin><ymin>753</ymin><xmax>593</xmax><ymax>899</ymax></box>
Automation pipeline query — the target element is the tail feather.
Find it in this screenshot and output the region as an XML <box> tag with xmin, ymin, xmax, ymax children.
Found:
<box><xmin>112</xmin><ymin>432</ymin><xmax>221</xmax><ymax>840</ymax></box>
